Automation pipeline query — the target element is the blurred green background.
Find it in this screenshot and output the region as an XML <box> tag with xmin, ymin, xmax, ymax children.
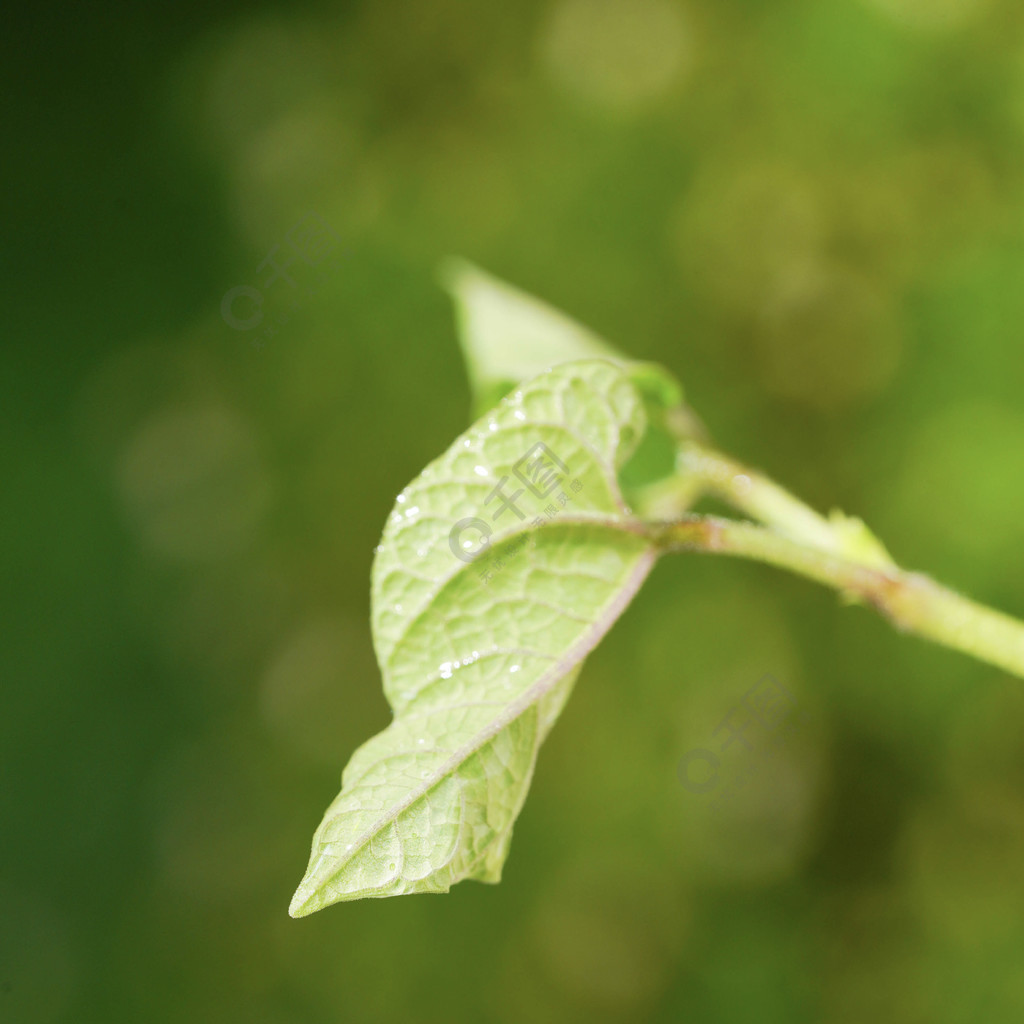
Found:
<box><xmin>5</xmin><ymin>0</ymin><xmax>1024</xmax><ymax>1021</ymax></box>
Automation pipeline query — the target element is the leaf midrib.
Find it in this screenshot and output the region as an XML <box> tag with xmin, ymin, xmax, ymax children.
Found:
<box><xmin>372</xmin><ymin>411</ymin><xmax>636</xmax><ymax>668</ymax></box>
<box><xmin>380</xmin><ymin>513</ymin><xmax>650</xmax><ymax>688</ymax></box>
<box><xmin>316</xmin><ymin>541</ymin><xmax>659</xmax><ymax>891</ymax></box>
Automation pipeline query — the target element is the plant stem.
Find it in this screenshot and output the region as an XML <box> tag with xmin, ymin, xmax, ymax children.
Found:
<box><xmin>630</xmin><ymin>441</ymin><xmax>896</xmax><ymax>566</ymax></box>
<box><xmin>645</xmin><ymin>515</ymin><xmax>1024</xmax><ymax>680</ymax></box>
<box><xmin>626</xmin><ymin>437</ymin><xmax>1022</xmax><ymax>677</ymax></box>
<box><xmin>675</xmin><ymin>444</ymin><xmax>840</xmax><ymax>551</ymax></box>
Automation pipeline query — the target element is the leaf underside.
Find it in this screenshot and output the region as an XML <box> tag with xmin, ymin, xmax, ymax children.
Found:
<box><xmin>290</xmin><ymin>359</ymin><xmax>662</xmax><ymax>915</ymax></box>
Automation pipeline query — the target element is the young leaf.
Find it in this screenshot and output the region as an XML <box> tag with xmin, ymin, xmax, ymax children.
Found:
<box><xmin>440</xmin><ymin>258</ymin><xmax>626</xmax><ymax>416</ymax></box>
<box><xmin>289</xmin><ymin>359</ymin><xmax>667</xmax><ymax>915</ymax></box>
<box><xmin>441</xmin><ymin>260</ymin><xmax>699</xmax><ymax>491</ymax></box>
<box><xmin>290</xmin><ymin>270</ymin><xmax>1024</xmax><ymax>917</ymax></box>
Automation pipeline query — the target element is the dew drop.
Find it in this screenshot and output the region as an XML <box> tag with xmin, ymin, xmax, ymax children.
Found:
<box><xmin>396</xmin><ymin>493</ymin><xmax>407</xmax><ymax>504</ymax></box>
<box><xmin>509</xmin><ymin>664</ymin><xmax>521</xmax><ymax>674</ymax></box>
<box><xmin>513</xmin><ymin>409</ymin><xmax>526</xmax><ymax>421</ymax></box>
<box><xmin>474</xmin><ymin>465</ymin><xmax>490</xmax><ymax>477</ymax></box>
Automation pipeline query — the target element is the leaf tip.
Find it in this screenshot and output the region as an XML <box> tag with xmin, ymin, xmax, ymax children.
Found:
<box><xmin>436</xmin><ymin>255</ymin><xmax>478</xmax><ymax>296</ymax></box>
<box><xmin>288</xmin><ymin>878</ymin><xmax>319</xmax><ymax>919</ymax></box>
<box><xmin>289</xmin><ymin>850</ymin><xmax>338</xmax><ymax>918</ymax></box>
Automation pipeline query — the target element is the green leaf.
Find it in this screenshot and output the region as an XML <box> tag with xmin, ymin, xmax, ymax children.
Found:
<box><xmin>289</xmin><ymin>360</ymin><xmax>662</xmax><ymax>915</ymax></box>
<box><xmin>440</xmin><ymin>259</ymin><xmax>626</xmax><ymax>416</ymax></box>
